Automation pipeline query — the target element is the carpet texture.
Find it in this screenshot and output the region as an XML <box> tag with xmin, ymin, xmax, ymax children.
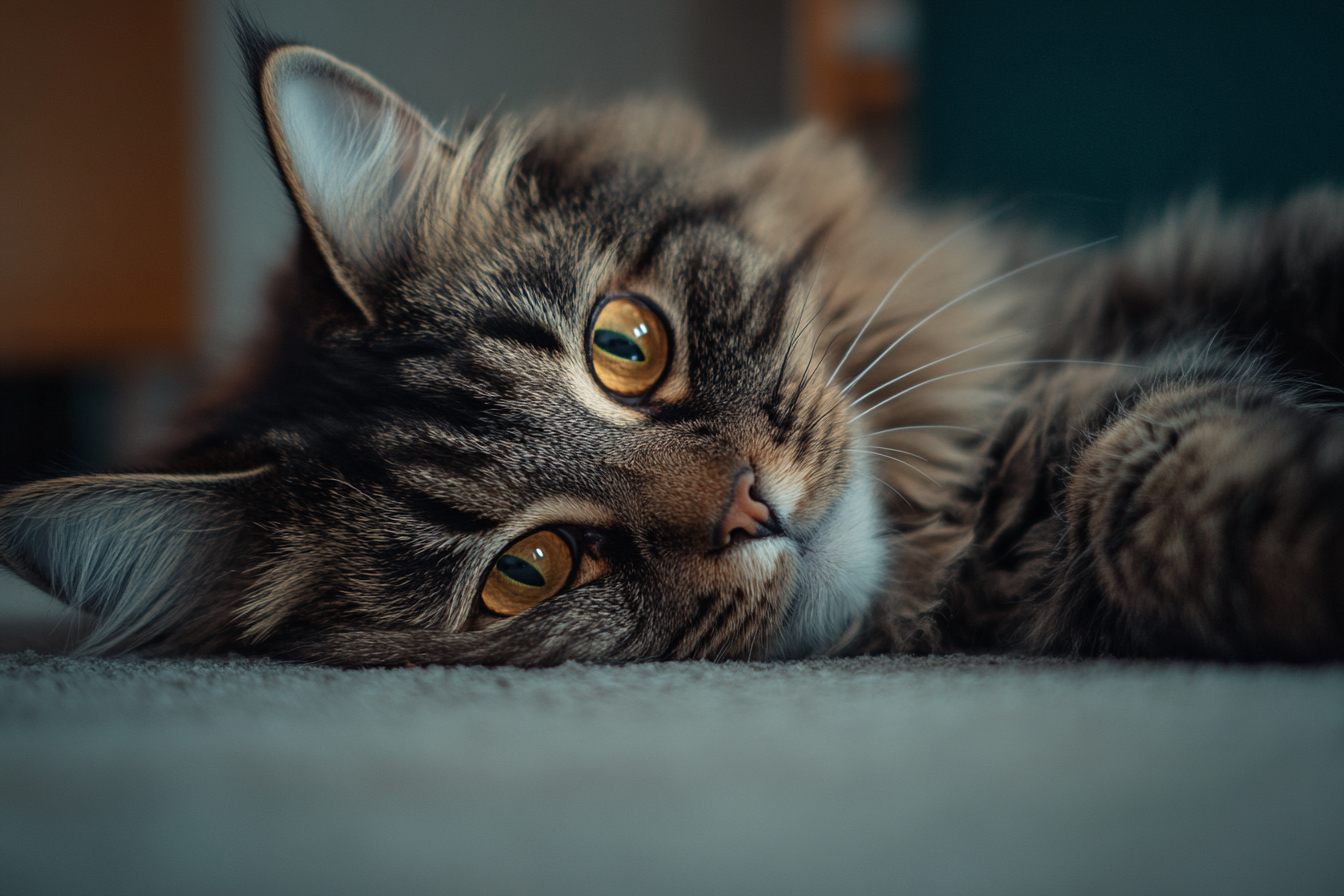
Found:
<box><xmin>2</xmin><ymin>574</ymin><xmax>1343</xmax><ymax>895</ymax></box>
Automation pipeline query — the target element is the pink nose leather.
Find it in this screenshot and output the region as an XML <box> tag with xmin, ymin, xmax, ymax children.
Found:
<box><xmin>716</xmin><ymin>471</ymin><xmax>776</xmax><ymax>547</ymax></box>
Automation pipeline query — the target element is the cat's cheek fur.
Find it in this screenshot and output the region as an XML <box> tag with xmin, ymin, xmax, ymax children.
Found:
<box><xmin>771</xmin><ymin>454</ymin><xmax>888</xmax><ymax>659</ymax></box>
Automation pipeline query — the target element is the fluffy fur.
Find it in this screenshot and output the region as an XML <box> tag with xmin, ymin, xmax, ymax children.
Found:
<box><xmin>2</xmin><ymin>23</ymin><xmax>1342</xmax><ymax>664</ymax></box>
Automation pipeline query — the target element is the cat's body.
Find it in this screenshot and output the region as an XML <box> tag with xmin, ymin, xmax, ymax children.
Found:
<box><xmin>3</xmin><ymin>24</ymin><xmax>1343</xmax><ymax>664</ymax></box>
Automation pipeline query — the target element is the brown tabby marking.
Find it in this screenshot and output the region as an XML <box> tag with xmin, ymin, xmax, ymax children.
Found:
<box><xmin>1070</xmin><ymin>381</ymin><xmax>1344</xmax><ymax>657</ymax></box>
<box><xmin>1</xmin><ymin>19</ymin><xmax>1342</xmax><ymax>665</ymax></box>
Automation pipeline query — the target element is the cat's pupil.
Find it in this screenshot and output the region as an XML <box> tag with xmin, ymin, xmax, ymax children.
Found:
<box><xmin>594</xmin><ymin>329</ymin><xmax>646</xmax><ymax>363</ymax></box>
<box><xmin>497</xmin><ymin>554</ymin><xmax>546</xmax><ymax>588</ymax></box>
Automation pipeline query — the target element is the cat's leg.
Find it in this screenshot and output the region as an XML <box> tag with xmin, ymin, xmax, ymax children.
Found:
<box><xmin>1073</xmin><ymin>188</ymin><xmax>1344</xmax><ymax>389</ymax></box>
<box><xmin>1056</xmin><ymin>376</ymin><xmax>1344</xmax><ymax>660</ymax></box>
<box><xmin>943</xmin><ymin>189</ymin><xmax>1344</xmax><ymax>660</ymax></box>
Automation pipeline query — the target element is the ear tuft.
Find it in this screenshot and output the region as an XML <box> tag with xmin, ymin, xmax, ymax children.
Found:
<box><xmin>0</xmin><ymin>469</ymin><xmax>267</xmax><ymax>655</ymax></box>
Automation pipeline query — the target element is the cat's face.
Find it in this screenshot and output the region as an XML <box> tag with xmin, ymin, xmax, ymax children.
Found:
<box><xmin>0</xmin><ymin>31</ymin><xmax>890</xmax><ymax>665</ymax></box>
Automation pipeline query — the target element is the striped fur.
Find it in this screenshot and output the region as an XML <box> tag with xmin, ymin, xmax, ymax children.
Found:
<box><xmin>1</xmin><ymin>22</ymin><xmax>1342</xmax><ymax>664</ymax></box>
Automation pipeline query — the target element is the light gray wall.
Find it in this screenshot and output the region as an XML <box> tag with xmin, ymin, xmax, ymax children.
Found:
<box><xmin>192</xmin><ymin>0</ymin><xmax>695</xmax><ymax>366</ymax></box>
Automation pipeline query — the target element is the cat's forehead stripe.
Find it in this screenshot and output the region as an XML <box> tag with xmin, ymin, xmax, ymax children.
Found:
<box><xmin>475</xmin><ymin>315</ymin><xmax>563</xmax><ymax>354</ymax></box>
<box><xmin>627</xmin><ymin>198</ymin><xmax>740</xmax><ymax>279</ymax></box>
<box><xmin>403</xmin><ymin>493</ymin><xmax>500</xmax><ymax>534</ymax></box>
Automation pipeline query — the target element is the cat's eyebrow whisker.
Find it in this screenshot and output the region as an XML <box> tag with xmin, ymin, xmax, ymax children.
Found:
<box><xmin>840</xmin><ymin>235</ymin><xmax>1117</xmax><ymax>397</ymax></box>
<box><xmin>848</xmin><ymin>334</ymin><xmax>1023</xmax><ymax>407</ymax></box>
<box><xmin>850</xmin><ymin>358</ymin><xmax>1145</xmax><ymax>422</ymax></box>
<box><xmin>827</xmin><ymin>202</ymin><xmax>1016</xmax><ymax>387</ymax></box>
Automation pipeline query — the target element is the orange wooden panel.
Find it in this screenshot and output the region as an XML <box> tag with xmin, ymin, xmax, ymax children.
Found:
<box><xmin>0</xmin><ymin>0</ymin><xmax>192</xmax><ymax>371</ymax></box>
<box><xmin>797</xmin><ymin>0</ymin><xmax>912</xmax><ymax>130</ymax></box>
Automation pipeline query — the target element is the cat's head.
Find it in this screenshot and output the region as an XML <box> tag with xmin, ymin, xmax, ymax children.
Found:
<box><xmin>0</xmin><ymin>25</ymin><xmax>896</xmax><ymax>665</ymax></box>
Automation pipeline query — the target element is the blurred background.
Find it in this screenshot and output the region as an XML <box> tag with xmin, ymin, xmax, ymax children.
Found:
<box><xmin>2</xmin><ymin>0</ymin><xmax>1342</xmax><ymax>486</ymax></box>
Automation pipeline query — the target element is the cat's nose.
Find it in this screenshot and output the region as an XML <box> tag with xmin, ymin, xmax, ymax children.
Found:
<box><xmin>715</xmin><ymin>470</ymin><xmax>778</xmax><ymax>548</ymax></box>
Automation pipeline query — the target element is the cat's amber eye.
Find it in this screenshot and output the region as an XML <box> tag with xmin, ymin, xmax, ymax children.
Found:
<box><xmin>481</xmin><ymin>530</ymin><xmax>576</xmax><ymax>616</ymax></box>
<box><xmin>589</xmin><ymin>295</ymin><xmax>670</xmax><ymax>398</ymax></box>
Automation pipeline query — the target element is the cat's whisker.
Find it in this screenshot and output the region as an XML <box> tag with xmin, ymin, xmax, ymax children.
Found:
<box><xmin>787</xmin><ymin>304</ymin><xmax>834</xmax><ymax>413</ymax></box>
<box><xmin>811</xmin><ymin>384</ymin><xmax>861</xmax><ymax>430</ymax></box>
<box><xmin>848</xmin><ymin>334</ymin><xmax>1024</xmax><ymax>407</ymax></box>
<box><xmin>714</xmin><ymin>634</ymin><xmax>734</xmax><ymax>663</ymax></box>
<box><xmin>850</xmin><ymin>358</ymin><xmax>1145</xmax><ymax>422</ymax></box>
<box><xmin>870</xmin><ymin>474</ymin><xmax>915</xmax><ymax>509</ymax></box>
<box><xmin>801</xmin><ymin>328</ymin><xmax>852</xmax><ymax>407</ymax></box>
<box><xmin>827</xmin><ymin>202</ymin><xmax>1017</xmax><ymax>386</ymax></box>
<box><xmin>857</xmin><ymin>449</ymin><xmax>942</xmax><ymax>487</ymax></box>
<box><xmin>840</xmin><ymin>235</ymin><xmax>1117</xmax><ymax>397</ymax></box>
<box><xmin>864</xmin><ymin>423</ymin><xmax>986</xmax><ymax>438</ymax></box>
<box><xmin>795</xmin><ymin>299</ymin><xmax>848</xmax><ymax>402</ymax></box>
<box><xmin>857</xmin><ymin>445</ymin><xmax>932</xmax><ymax>464</ymax></box>
<box><xmin>773</xmin><ymin>272</ymin><xmax>824</xmax><ymax>402</ymax></box>
<box><xmin>810</xmin><ymin>335</ymin><xmax>1017</xmax><ymax>429</ymax></box>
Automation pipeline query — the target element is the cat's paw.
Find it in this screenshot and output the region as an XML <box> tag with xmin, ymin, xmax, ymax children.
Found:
<box><xmin>1067</xmin><ymin>381</ymin><xmax>1344</xmax><ymax>659</ymax></box>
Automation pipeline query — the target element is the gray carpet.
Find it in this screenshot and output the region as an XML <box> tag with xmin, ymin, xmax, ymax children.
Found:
<box><xmin>2</xmin><ymin>572</ymin><xmax>1342</xmax><ymax>896</ymax></box>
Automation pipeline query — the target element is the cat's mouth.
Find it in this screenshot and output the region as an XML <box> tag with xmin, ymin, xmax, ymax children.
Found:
<box><xmin>766</xmin><ymin>452</ymin><xmax>887</xmax><ymax>659</ymax></box>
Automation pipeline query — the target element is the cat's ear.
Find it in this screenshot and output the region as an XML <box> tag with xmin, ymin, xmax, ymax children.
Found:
<box><xmin>0</xmin><ymin>468</ymin><xmax>268</xmax><ymax>654</ymax></box>
<box><xmin>246</xmin><ymin>32</ymin><xmax>447</xmax><ymax>323</ymax></box>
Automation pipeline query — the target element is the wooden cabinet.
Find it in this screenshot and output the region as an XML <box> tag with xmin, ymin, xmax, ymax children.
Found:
<box><xmin>794</xmin><ymin>0</ymin><xmax>917</xmax><ymax>180</ymax></box>
<box><xmin>1</xmin><ymin>1</ymin><xmax>192</xmax><ymax>372</ymax></box>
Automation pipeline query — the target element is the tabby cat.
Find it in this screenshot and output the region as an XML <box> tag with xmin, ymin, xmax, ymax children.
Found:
<box><xmin>2</xmin><ymin>22</ymin><xmax>1343</xmax><ymax>665</ymax></box>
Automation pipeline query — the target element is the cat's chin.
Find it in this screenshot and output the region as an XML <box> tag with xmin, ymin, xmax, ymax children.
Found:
<box><xmin>768</xmin><ymin>454</ymin><xmax>888</xmax><ymax>659</ymax></box>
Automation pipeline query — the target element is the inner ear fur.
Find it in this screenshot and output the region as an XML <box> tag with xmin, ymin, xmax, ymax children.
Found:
<box><xmin>0</xmin><ymin>468</ymin><xmax>270</xmax><ymax>655</ymax></box>
<box><xmin>245</xmin><ymin>24</ymin><xmax>450</xmax><ymax>323</ymax></box>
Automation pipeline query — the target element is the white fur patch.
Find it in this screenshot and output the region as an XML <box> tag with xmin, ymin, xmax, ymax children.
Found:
<box><xmin>769</xmin><ymin>455</ymin><xmax>889</xmax><ymax>658</ymax></box>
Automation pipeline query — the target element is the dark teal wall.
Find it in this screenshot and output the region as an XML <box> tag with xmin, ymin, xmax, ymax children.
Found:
<box><xmin>917</xmin><ymin>1</ymin><xmax>1344</xmax><ymax>209</ymax></box>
